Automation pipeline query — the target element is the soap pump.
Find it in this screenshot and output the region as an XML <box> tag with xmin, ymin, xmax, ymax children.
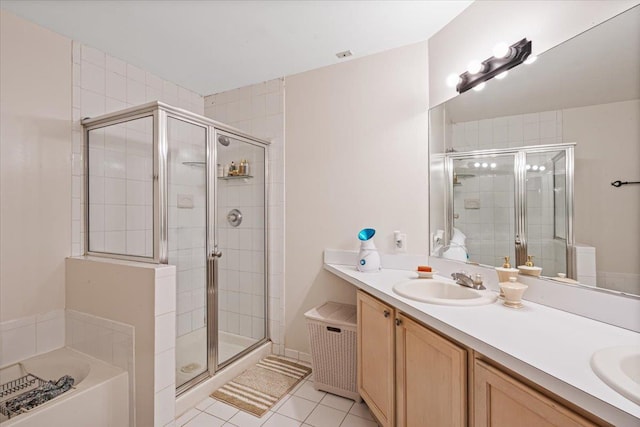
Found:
<box><xmin>356</xmin><ymin>228</ymin><xmax>381</xmax><ymax>272</ymax></box>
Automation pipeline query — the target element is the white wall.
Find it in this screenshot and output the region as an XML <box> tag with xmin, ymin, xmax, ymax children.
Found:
<box><xmin>285</xmin><ymin>41</ymin><xmax>430</xmax><ymax>353</ymax></box>
<box><xmin>566</xmin><ymin>99</ymin><xmax>640</xmax><ymax>294</ymax></box>
<box><xmin>0</xmin><ymin>10</ymin><xmax>71</xmax><ymax>322</ymax></box>
<box><xmin>428</xmin><ymin>0</ymin><xmax>638</xmax><ymax>108</ymax></box>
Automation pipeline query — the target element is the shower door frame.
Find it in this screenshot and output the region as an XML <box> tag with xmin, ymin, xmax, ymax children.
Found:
<box><xmin>82</xmin><ymin>102</ymin><xmax>271</xmax><ymax>396</ymax></box>
<box><xmin>444</xmin><ymin>143</ymin><xmax>575</xmax><ymax>278</ymax></box>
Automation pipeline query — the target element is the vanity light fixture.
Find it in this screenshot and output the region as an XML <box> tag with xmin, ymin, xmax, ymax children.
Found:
<box><xmin>456</xmin><ymin>38</ymin><xmax>532</xmax><ymax>93</ymax></box>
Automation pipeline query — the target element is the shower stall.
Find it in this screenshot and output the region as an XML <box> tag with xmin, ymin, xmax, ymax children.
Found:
<box><xmin>81</xmin><ymin>101</ymin><xmax>269</xmax><ymax>394</ymax></box>
<box><xmin>433</xmin><ymin>143</ymin><xmax>575</xmax><ymax>278</ymax></box>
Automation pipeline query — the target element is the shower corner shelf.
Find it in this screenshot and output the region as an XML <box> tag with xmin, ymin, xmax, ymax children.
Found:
<box><xmin>218</xmin><ymin>175</ymin><xmax>253</xmax><ymax>181</ymax></box>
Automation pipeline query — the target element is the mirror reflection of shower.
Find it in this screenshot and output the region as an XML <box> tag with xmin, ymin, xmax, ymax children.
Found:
<box><xmin>439</xmin><ymin>144</ymin><xmax>574</xmax><ymax>278</ymax></box>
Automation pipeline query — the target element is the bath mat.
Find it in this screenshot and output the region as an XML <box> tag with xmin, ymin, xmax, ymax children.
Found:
<box><xmin>210</xmin><ymin>355</ymin><xmax>311</xmax><ymax>417</ymax></box>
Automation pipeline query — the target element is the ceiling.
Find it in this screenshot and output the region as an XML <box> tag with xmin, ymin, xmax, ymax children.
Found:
<box><xmin>1</xmin><ymin>0</ymin><xmax>472</xmax><ymax>96</ymax></box>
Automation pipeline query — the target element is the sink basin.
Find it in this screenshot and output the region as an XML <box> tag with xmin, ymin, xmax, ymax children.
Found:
<box><xmin>392</xmin><ymin>279</ymin><xmax>497</xmax><ymax>306</ymax></box>
<box><xmin>591</xmin><ymin>345</ymin><xmax>640</xmax><ymax>405</ymax></box>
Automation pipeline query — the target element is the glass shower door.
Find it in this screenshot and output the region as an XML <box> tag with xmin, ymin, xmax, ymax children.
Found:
<box><xmin>451</xmin><ymin>154</ymin><xmax>516</xmax><ymax>266</ymax></box>
<box><xmin>524</xmin><ymin>149</ymin><xmax>569</xmax><ymax>277</ymax></box>
<box><xmin>167</xmin><ymin>117</ymin><xmax>209</xmax><ymax>389</ymax></box>
<box><xmin>214</xmin><ymin>131</ymin><xmax>267</xmax><ymax>367</ymax></box>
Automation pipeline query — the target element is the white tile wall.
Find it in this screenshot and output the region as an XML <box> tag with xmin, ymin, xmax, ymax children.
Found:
<box><xmin>0</xmin><ymin>310</ymin><xmax>65</xmax><ymax>367</ymax></box>
<box><xmin>72</xmin><ymin>41</ymin><xmax>204</xmax><ymax>257</ymax></box>
<box><xmin>204</xmin><ymin>78</ymin><xmax>285</xmax><ymax>354</ymax></box>
<box><xmin>216</xmin><ymin>142</ymin><xmax>266</xmax><ymax>342</ymax></box>
<box><xmin>88</xmin><ymin>117</ymin><xmax>154</xmax><ymax>257</ymax></box>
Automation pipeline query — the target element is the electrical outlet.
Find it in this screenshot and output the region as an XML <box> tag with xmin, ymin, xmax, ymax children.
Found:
<box><xmin>394</xmin><ymin>231</ymin><xmax>407</xmax><ymax>253</ymax></box>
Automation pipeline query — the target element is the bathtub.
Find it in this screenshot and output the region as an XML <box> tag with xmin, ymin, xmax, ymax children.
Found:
<box><xmin>0</xmin><ymin>347</ymin><xmax>128</xmax><ymax>427</ymax></box>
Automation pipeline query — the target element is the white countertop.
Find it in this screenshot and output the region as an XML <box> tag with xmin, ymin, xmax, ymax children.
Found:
<box><xmin>325</xmin><ymin>263</ymin><xmax>640</xmax><ymax>426</ymax></box>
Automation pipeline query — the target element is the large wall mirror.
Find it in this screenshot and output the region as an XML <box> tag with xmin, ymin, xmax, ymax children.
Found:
<box><xmin>429</xmin><ymin>5</ymin><xmax>639</xmax><ymax>296</ymax></box>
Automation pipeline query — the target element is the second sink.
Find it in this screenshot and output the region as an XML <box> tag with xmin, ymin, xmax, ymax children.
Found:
<box><xmin>393</xmin><ymin>279</ymin><xmax>497</xmax><ymax>306</ymax></box>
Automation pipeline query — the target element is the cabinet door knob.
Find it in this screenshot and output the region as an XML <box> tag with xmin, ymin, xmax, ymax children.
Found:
<box><xmin>383</xmin><ymin>310</ymin><xmax>390</xmax><ymax>318</ymax></box>
<box><xmin>395</xmin><ymin>318</ymin><xmax>402</xmax><ymax>326</ymax></box>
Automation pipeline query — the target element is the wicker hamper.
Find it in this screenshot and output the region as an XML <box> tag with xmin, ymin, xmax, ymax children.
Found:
<box><xmin>304</xmin><ymin>301</ymin><xmax>362</xmax><ymax>402</ymax></box>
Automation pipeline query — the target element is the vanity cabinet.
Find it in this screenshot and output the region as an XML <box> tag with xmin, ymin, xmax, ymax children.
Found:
<box><xmin>357</xmin><ymin>290</ymin><xmax>395</xmax><ymax>427</ymax></box>
<box><xmin>395</xmin><ymin>313</ymin><xmax>467</xmax><ymax>427</ymax></box>
<box><xmin>473</xmin><ymin>359</ymin><xmax>598</xmax><ymax>427</ymax></box>
<box><xmin>356</xmin><ymin>290</ymin><xmax>467</xmax><ymax>427</ymax></box>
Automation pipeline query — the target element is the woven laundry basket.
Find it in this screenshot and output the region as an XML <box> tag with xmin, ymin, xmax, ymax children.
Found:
<box><xmin>305</xmin><ymin>301</ymin><xmax>361</xmax><ymax>402</ymax></box>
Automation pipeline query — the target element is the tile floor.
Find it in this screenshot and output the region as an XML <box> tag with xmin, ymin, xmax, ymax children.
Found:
<box><xmin>175</xmin><ymin>374</ymin><xmax>378</xmax><ymax>427</ymax></box>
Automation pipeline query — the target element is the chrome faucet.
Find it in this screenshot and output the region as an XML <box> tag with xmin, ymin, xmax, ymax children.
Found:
<box><xmin>451</xmin><ymin>272</ymin><xmax>485</xmax><ymax>290</ymax></box>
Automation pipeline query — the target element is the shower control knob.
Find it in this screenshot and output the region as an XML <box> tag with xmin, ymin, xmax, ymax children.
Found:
<box><xmin>210</xmin><ymin>250</ymin><xmax>222</xmax><ymax>259</ymax></box>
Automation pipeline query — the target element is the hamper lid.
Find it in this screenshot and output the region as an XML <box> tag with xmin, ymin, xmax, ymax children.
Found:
<box><xmin>304</xmin><ymin>301</ymin><xmax>357</xmax><ymax>327</ymax></box>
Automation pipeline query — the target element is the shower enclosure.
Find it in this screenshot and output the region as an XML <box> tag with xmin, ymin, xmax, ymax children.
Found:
<box><xmin>81</xmin><ymin>102</ymin><xmax>269</xmax><ymax>394</ymax></box>
<box><xmin>434</xmin><ymin>143</ymin><xmax>575</xmax><ymax>278</ymax></box>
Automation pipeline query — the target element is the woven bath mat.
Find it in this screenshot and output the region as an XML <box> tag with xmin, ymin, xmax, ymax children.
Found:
<box><xmin>211</xmin><ymin>355</ymin><xmax>312</xmax><ymax>417</ymax></box>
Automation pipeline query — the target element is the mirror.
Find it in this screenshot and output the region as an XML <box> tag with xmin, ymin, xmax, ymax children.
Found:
<box><xmin>429</xmin><ymin>5</ymin><xmax>640</xmax><ymax>296</ymax></box>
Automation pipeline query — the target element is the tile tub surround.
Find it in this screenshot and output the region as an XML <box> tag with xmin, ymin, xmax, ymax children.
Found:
<box><xmin>324</xmin><ymin>258</ymin><xmax>640</xmax><ymax>426</ymax></box>
<box><xmin>65</xmin><ymin>309</ymin><xmax>135</xmax><ymax>427</ymax></box>
<box><xmin>0</xmin><ymin>309</ymin><xmax>65</xmax><ymax>368</ymax></box>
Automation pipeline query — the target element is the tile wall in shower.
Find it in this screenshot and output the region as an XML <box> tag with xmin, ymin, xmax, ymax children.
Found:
<box><xmin>71</xmin><ymin>41</ymin><xmax>204</xmax><ymax>256</ymax></box>
<box><xmin>204</xmin><ymin>79</ymin><xmax>285</xmax><ymax>354</ymax></box>
<box><xmin>217</xmin><ymin>146</ymin><xmax>266</xmax><ymax>341</ymax></box>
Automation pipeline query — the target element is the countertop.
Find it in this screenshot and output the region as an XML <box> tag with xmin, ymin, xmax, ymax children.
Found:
<box><xmin>325</xmin><ymin>263</ymin><xmax>640</xmax><ymax>426</ymax></box>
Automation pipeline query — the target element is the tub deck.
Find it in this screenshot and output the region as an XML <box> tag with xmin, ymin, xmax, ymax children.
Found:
<box><xmin>0</xmin><ymin>347</ymin><xmax>128</xmax><ymax>426</ymax></box>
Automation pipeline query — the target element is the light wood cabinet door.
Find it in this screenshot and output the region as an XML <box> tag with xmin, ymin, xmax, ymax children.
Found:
<box><xmin>474</xmin><ymin>359</ymin><xmax>598</xmax><ymax>427</ymax></box>
<box><xmin>357</xmin><ymin>290</ymin><xmax>395</xmax><ymax>427</ymax></box>
<box><xmin>395</xmin><ymin>313</ymin><xmax>467</xmax><ymax>427</ymax></box>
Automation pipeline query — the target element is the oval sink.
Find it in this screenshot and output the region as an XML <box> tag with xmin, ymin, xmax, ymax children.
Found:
<box><xmin>392</xmin><ymin>279</ymin><xmax>497</xmax><ymax>306</ymax></box>
<box><xmin>591</xmin><ymin>345</ymin><xmax>640</xmax><ymax>405</ymax></box>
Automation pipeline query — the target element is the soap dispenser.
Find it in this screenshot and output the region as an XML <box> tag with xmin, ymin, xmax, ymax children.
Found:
<box><xmin>495</xmin><ymin>255</ymin><xmax>519</xmax><ymax>284</ymax></box>
<box><xmin>518</xmin><ymin>255</ymin><xmax>543</xmax><ymax>277</ymax></box>
<box><xmin>356</xmin><ymin>228</ymin><xmax>381</xmax><ymax>273</ymax></box>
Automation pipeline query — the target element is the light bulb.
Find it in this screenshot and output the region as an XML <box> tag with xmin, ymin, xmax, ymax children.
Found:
<box><xmin>472</xmin><ymin>82</ymin><xmax>486</xmax><ymax>92</ymax></box>
<box><xmin>492</xmin><ymin>43</ymin><xmax>510</xmax><ymax>59</ymax></box>
<box><xmin>474</xmin><ymin>162</ymin><xmax>480</xmax><ymax>168</ymax></box>
<box><xmin>446</xmin><ymin>74</ymin><xmax>460</xmax><ymax>88</ymax></box>
<box><xmin>539</xmin><ymin>166</ymin><xmax>546</xmax><ymax>171</ymax></box>
<box><xmin>495</xmin><ymin>71</ymin><xmax>509</xmax><ymax>80</ymax></box>
<box><xmin>525</xmin><ymin>164</ymin><xmax>531</xmax><ymax>170</ymax></box>
<box><xmin>467</xmin><ymin>60</ymin><xmax>483</xmax><ymax>74</ymax></box>
<box><xmin>490</xmin><ymin>163</ymin><xmax>497</xmax><ymax>169</ymax></box>
<box><xmin>482</xmin><ymin>162</ymin><xmax>488</xmax><ymax>168</ymax></box>
<box><xmin>532</xmin><ymin>165</ymin><xmax>539</xmax><ymax>171</ymax></box>
<box><xmin>524</xmin><ymin>55</ymin><xmax>537</xmax><ymax>65</ymax></box>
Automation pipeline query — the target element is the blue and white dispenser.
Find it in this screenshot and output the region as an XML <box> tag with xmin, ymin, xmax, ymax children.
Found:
<box><xmin>357</xmin><ymin>228</ymin><xmax>381</xmax><ymax>272</ymax></box>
